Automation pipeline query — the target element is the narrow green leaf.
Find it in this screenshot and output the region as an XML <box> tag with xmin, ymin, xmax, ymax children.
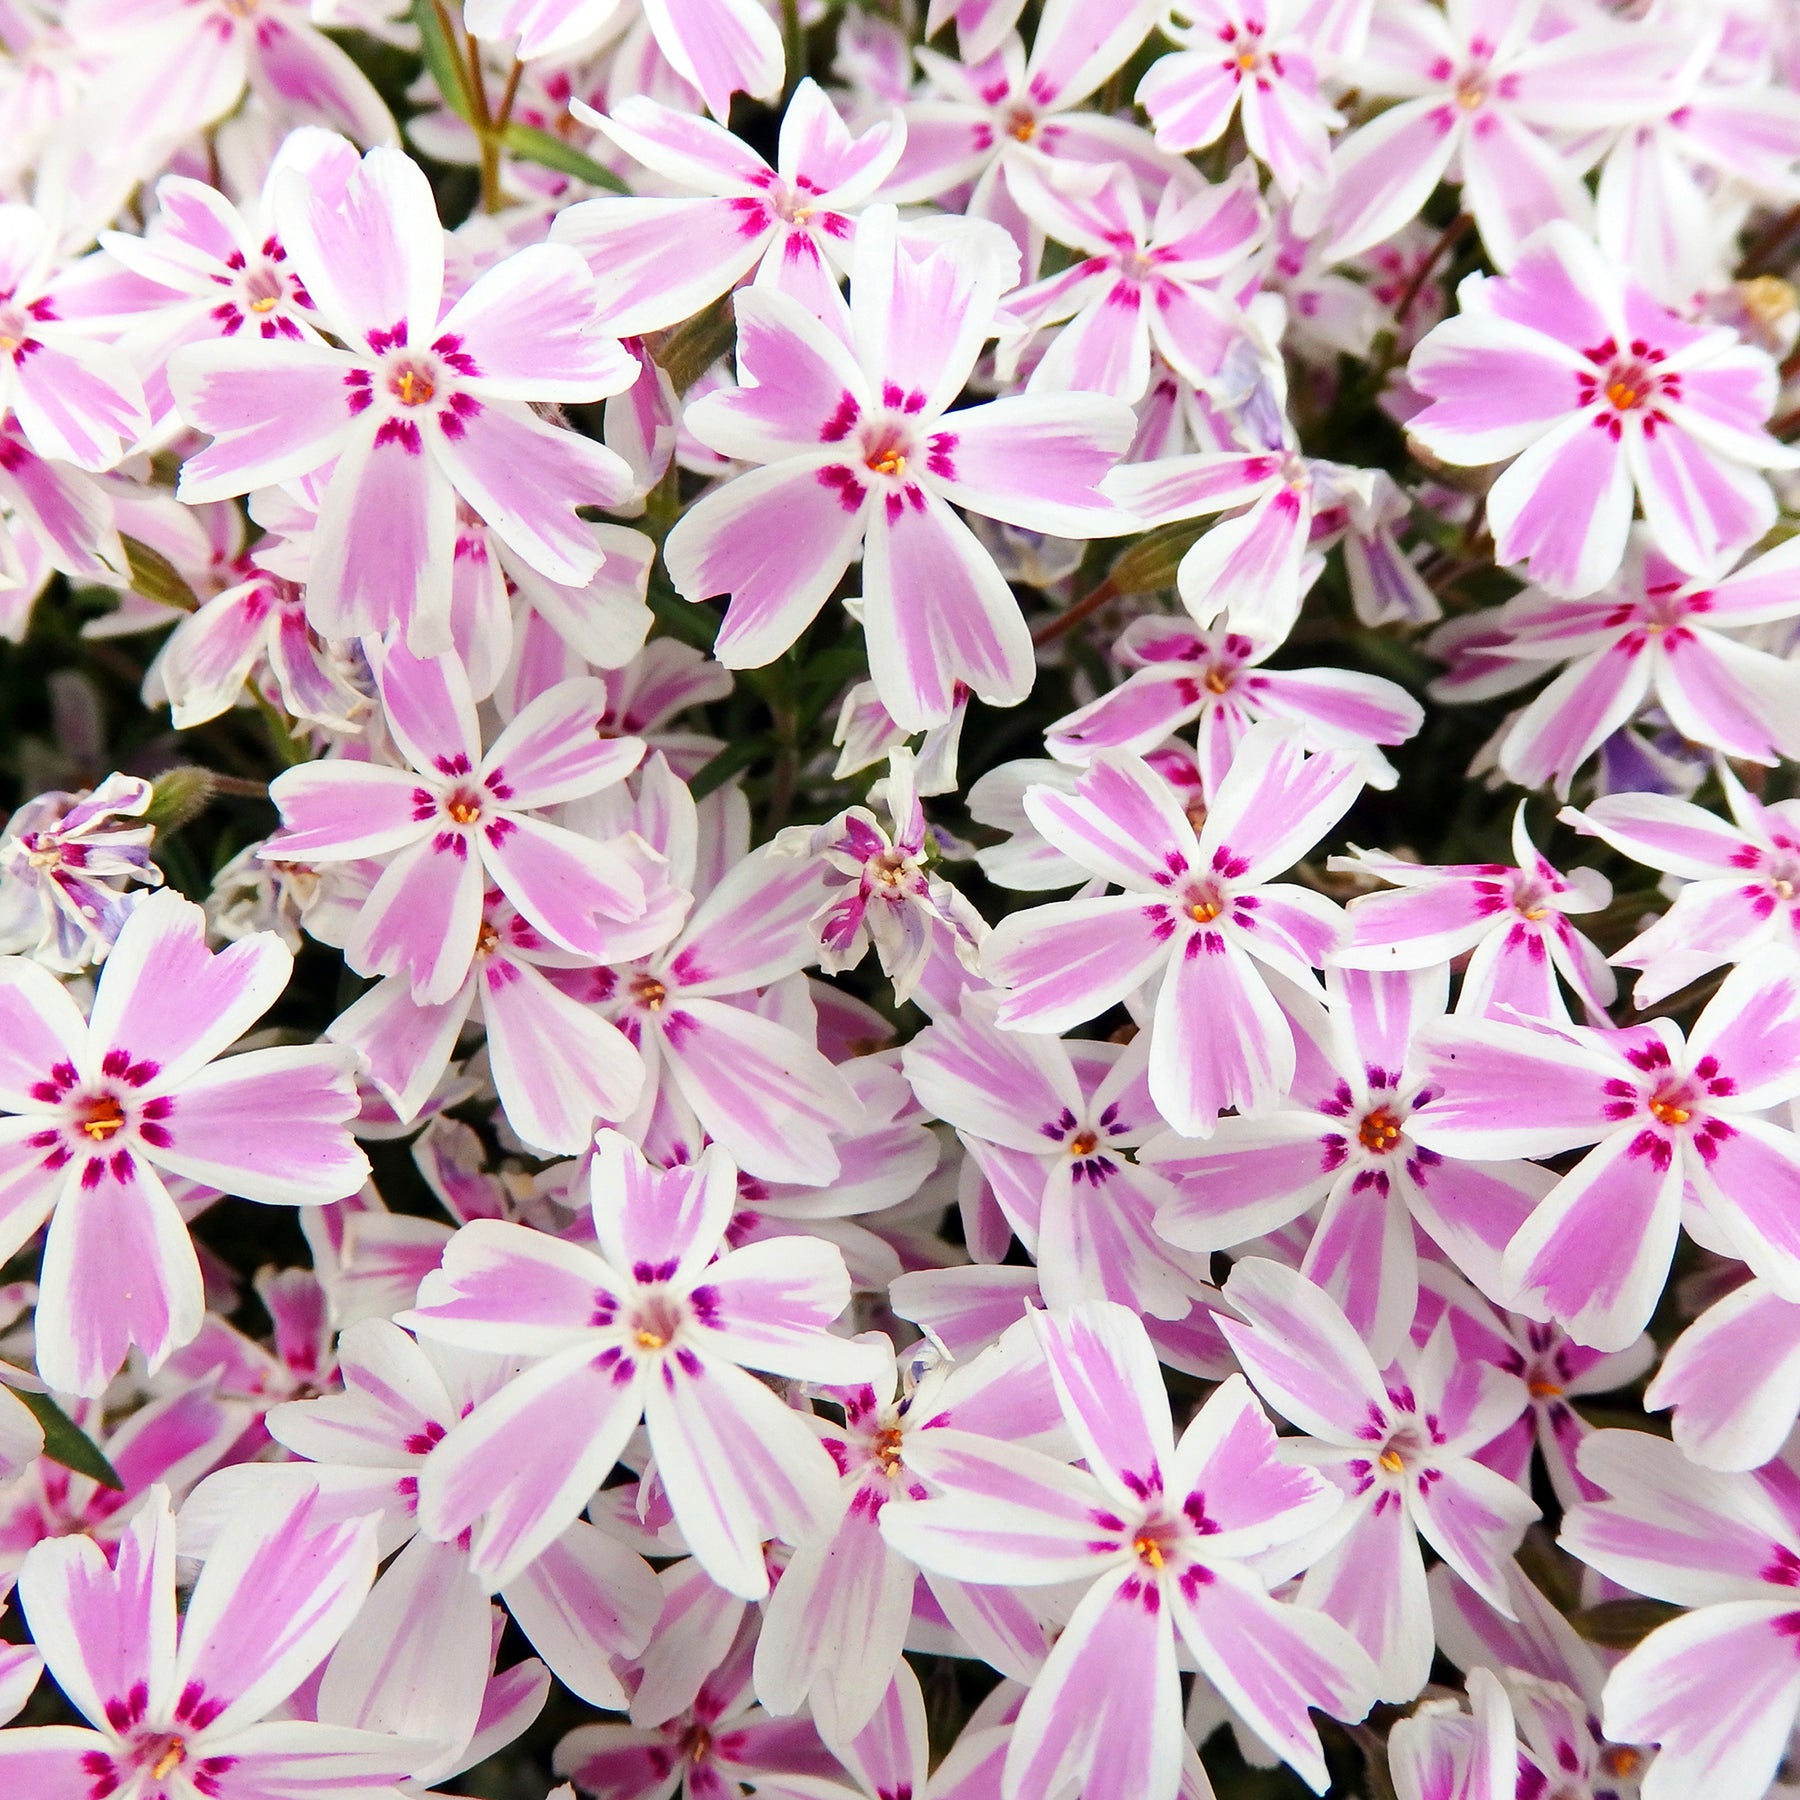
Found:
<box><xmin>120</xmin><ymin>534</ymin><xmax>199</xmax><ymax>613</ymax></box>
<box><xmin>411</xmin><ymin>0</ymin><xmax>473</xmax><ymax>121</ymax></box>
<box><xmin>500</xmin><ymin>124</ymin><xmax>628</xmax><ymax>193</ymax></box>
<box><xmin>689</xmin><ymin>737</ymin><xmax>765</xmax><ymax>801</ymax></box>
<box><xmin>648</xmin><ymin>580</ymin><xmax>719</xmax><ymax>651</ymax></box>
<box><xmin>14</xmin><ymin>1387</ymin><xmax>122</xmax><ymax>1490</ymax></box>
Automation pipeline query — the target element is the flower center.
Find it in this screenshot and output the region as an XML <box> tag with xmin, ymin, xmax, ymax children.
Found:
<box><xmin>632</xmin><ymin>975</ymin><xmax>667</xmax><ymax>1011</ymax></box>
<box><xmin>150</xmin><ymin>1736</ymin><xmax>187</xmax><ymax>1780</ymax></box>
<box><xmin>475</xmin><ymin>921</ymin><xmax>501</xmax><ymax>956</ymax></box>
<box><xmin>390</xmin><ymin>360</ymin><xmax>436</xmax><ymax>407</ymax></box>
<box><xmin>1004</xmin><ymin>104</ymin><xmax>1036</xmax><ymax>141</ymax></box>
<box><xmin>1528</xmin><ymin>1377</ymin><xmax>1563</xmax><ymax>1398</ymax></box>
<box><xmin>1357</xmin><ymin>1107</ymin><xmax>1403</xmax><ymax>1154</ymax></box>
<box><xmin>1454</xmin><ymin>78</ymin><xmax>1485</xmax><ymax>109</ymax></box>
<box><xmin>1649</xmin><ymin>1095</ymin><xmax>1690</xmax><ymax>1126</ymax></box>
<box><xmin>1600</xmin><ymin>1747</ymin><xmax>1641</xmax><ymax>1779</ymax></box>
<box><xmin>1132</xmin><ymin>1533</ymin><xmax>1165</xmax><ymax>1568</ymax></box>
<box><xmin>1189</xmin><ymin>898</ymin><xmax>1220</xmax><ymax>923</ymax></box>
<box><xmin>1204</xmin><ymin>669</ymin><xmax>1232</xmax><ymax>694</ymax></box>
<box><xmin>1606</xmin><ymin>379</ymin><xmax>1641</xmax><ymax>411</ymax></box>
<box><xmin>78</xmin><ymin>1095</ymin><xmax>126</xmax><ymax>1141</ymax></box>
<box><xmin>1378</xmin><ymin>1450</ymin><xmax>1405</xmax><ymax>1473</ymax></box>
<box><xmin>630</xmin><ymin>1290</ymin><xmax>683</xmax><ymax>1352</ymax></box>
<box><xmin>866</xmin><ymin>445</ymin><xmax>906</xmax><ymax>477</ymax></box>
<box><xmin>1068</xmin><ymin>1130</ymin><xmax>1099</xmax><ymax>1157</ymax></box>
<box><xmin>446</xmin><ymin>796</ymin><xmax>481</xmax><ymax>824</ymax></box>
<box><xmin>872</xmin><ymin>1425</ymin><xmax>904</xmax><ymax>1473</ymax></box>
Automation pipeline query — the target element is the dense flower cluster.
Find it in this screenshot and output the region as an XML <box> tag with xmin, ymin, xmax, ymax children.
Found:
<box><xmin>0</xmin><ymin>0</ymin><xmax>1799</xmax><ymax>1796</ymax></box>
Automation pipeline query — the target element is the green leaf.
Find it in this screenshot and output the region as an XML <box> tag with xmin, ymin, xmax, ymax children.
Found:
<box><xmin>500</xmin><ymin>124</ymin><xmax>628</xmax><ymax>193</ymax></box>
<box><xmin>120</xmin><ymin>534</ymin><xmax>199</xmax><ymax>613</ymax></box>
<box><xmin>689</xmin><ymin>737</ymin><xmax>765</xmax><ymax>801</ymax></box>
<box><xmin>411</xmin><ymin>0</ymin><xmax>472</xmax><ymax>120</ymax></box>
<box><xmin>13</xmin><ymin>1386</ymin><xmax>122</xmax><ymax>1490</ymax></box>
<box><xmin>1569</xmin><ymin>1598</ymin><xmax>1683</xmax><ymax>1648</ymax></box>
<box><xmin>648</xmin><ymin>579</ymin><xmax>719</xmax><ymax>651</ymax></box>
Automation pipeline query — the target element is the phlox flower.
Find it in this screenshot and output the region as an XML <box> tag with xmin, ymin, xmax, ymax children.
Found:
<box><xmin>1323</xmin><ymin>0</ymin><xmax>1689</xmax><ymax>267</ymax></box>
<box><xmin>150</xmin><ymin>562</ymin><xmax>363</xmax><ymax>732</ymax></box>
<box><xmin>0</xmin><ymin>1380</ymin><xmax>245</xmax><ymax>1577</ymax></box>
<box><xmin>467</xmin><ymin>0</ymin><xmax>784</xmax><ymax>120</ymax></box>
<box><xmin>1385</xmin><ymin>1665</ymin><xmax>1516</xmax><ymax>1800</ymax></box>
<box><xmin>552</xmin><ymin>81</ymin><xmax>905</xmax><ymax>335</ymax></box>
<box><xmin>1436</xmin><ymin>532</ymin><xmax>1800</xmax><ymax>797</ymax></box>
<box><xmin>265</xmin><ymin>641</ymin><xmax>657</xmax><ymax>1007</ymax></box>
<box><xmin>881</xmin><ymin>1299</ymin><xmax>1379</xmax><ymax>1799</ymax></box>
<box><xmin>1595</xmin><ymin>38</ymin><xmax>1800</xmax><ymax>305</ymax></box>
<box><xmin>755</xmin><ymin>1324</ymin><xmax>1066</xmax><ymax>1738</ymax></box>
<box><xmin>555</xmin><ymin>1615</ymin><xmax>846</xmax><ymax>1799</ymax></box>
<box><xmin>67</xmin><ymin>0</ymin><xmax>398</xmax><ymax>155</ymax></box>
<box><xmin>1409</xmin><ymin>956</ymin><xmax>1800</xmax><ymax>1351</ymax></box>
<box><xmin>402</xmin><ymin>1134</ymin><xmax>889</xmax><ymax>1598</ymax></box>
<box><xmin>1217</xmin><ymin>1257</ymin><xmax>1537</xmax><ymax>1700</ymax></box>
<box><xmin>0</xmin><ymin>770</ymin><xmax>162</xmax><ymax>969</ymax></box>
<box><xmin>1646</xmin><ymin>1274</ymin><xmax>1800</xmax><ymax>1474</ymax></box>
<box><xmin>93</xmin><ymin>131</ymin><xmax>350</xmax><ymax>445</ymax></box>
<box><xmin>172</xmin><ymin>139</ymin><xmax>641</xmax><ymax>655</ymax></box>
<box><xmin>0</xmin><ymin>201</ymin><xmax>149</xmax><ymax>472</ymax></box>
<box><xmin>0</xmin><ymin>1482</ymin><xmax>427</xmax><ymax>1797</ymax></box>
<box><xmin>664</xmin><ymin>204</ymin><xmax>1137</xmax><ymax>730</ymax></box>
<box><xmin>1145</xmin><ymin>967</ymin><xmax>1556</xmax><ymax>1363</ymax></box>
<box><xmin>1561</xmin><ymin>1429</ymin><xmax>1800</xmax><ymax>1800</ymax></box>
<box><xmin>1565</xmin><ymin>765</ymin><xmax>1800</xmax><ymax>1007</ymax></box>
<box><xmin>0</xmin><ymin>888</ymin><xmax>367</xmax><ymax>1394</ymax></box>
<box><xmin>0</xmin><ymin>416</ymin><xmax>126</xmax><ymax>622</ymax></box>
<box><xmin>779</xmin><ymin>747</ymin><xmax>985</xmax><ymax>1007</ymax></box>
<box><xmin>1045</xmin><ymin>614</ymin><xmax>1422</xmax><ymax>794</ymax></box>
<box><xmin>1330</xmin><ymin>805</ymin><xmax>1614</xmax><ymax>1024</ymax></box>
<box><xmin>547</xmin><ymin>780</ymin><xmax>860</xmax><ymax>1185</ymax></box>
<box><xmin>1406</xmin><ymin>221</ymin><xmax>1798</xmax><ymax>599</ymax></box>
<box><xmin>994</xmin><ymin>156</ymin><xmax>1266</xmax><ymax>403</ymax></box>
<box><xmin>986</xmin><ymin>727</ymin><xmax>1363</xmax><ymax>1137</ymax></box>
<box><xmin>1136</xmin><ymin>0</ymin><xmax>1344</xmax><ymax>197</ymax></box>
<box><xmin>1429</xmin><ymin>1559</ymin><xmax>1650</xmax><ymax>1800</ymax></box>
<box><xmin>1420</xmin><ymin>1268</ymin><xmax>1654</xmax><ymax>1510</ymax></box>
<box><xmin>1106</xmin><ymin>378</ymin><xmax>1395</xmax><ymax>645</ymax></box>
<box><xmin>903</xmin><ymin>990</ymin><xmax>1212</xmax><ymax>1319</ymax></box>
<box><xmin>180</xmin><ymin>1316</ymin><xmax>664</xmax><ymax>1766</ymax></box>
<box><xmin>327</xmin><ymin>880</ymin><xmax>669</xmax><ymax>1156</ymax></box>
<box><xmin>877</xmin><ymin>5</ymin><xmax>1171</xmax><ymax>267</ymax></box>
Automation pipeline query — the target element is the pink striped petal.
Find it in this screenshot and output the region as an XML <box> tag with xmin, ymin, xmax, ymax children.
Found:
<box><xmin>644</xmin><ymin>1354</ymin><xmax>840</xmax><ymax>1599</ymax></box>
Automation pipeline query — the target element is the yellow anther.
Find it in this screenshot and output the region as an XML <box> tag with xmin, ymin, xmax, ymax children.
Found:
<box><xmin>1133</xmin><ymin>1535</ymin><xmax>1165</xmax><ymax>1568</ymax></box>
<box><xmin>635</xmin><ymin>1328</ymin><xmax>667</xmax><ymax>1350</ymax></box>
<box><xmin>1650</xmin><ymin>1098</ymin><xmax>1690</xmax><ymax>1126</ymax></box>
<box><xmin>1379</xmin><ymin>1450</ymin><xmax>1405</xmax><ymax>1474</ymax></box>
<box><xmin>1606</xmin><ymin>380</ymin><xmax>1640</xmax><ymax>411</ymax></box>
<box><xmin>80</xmin><ymin>1097</ymin><xmax>125</xmax><ymax>1141</ymax></box>
<box><xmin>867</xmin><ymin>448</ymin><xmax>906</xmax><ymax>477</ymax></box>
<box><xmin>152</xmin><ymin>1738</ymin><xmax>187</xmax><ymax>1780</ymax></box>
<box><xmin>1068</xmin><ymin>1130</ymin><xmax>1099</xmax><ymax>1157</ymax></box>
<box><xmin>1190</xmin><ymin>899</ymin><xmax>1221</xmax><ymax>924</ymax></box>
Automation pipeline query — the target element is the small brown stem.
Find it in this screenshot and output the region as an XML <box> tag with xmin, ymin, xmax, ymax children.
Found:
<box><xmin>494</xmin><ymin>57</ymin><xmax>524</xmax><ymax>134</ymax></box>
<box><xmin>1031</xmin><ymin>576</ymin><xmax>1119</xmax><ymax>648</ymax></box>
<box><xmin>1392</xmin><ymin>213</ymin><xmax>1471</xmax><ymax>332</ymax></box>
